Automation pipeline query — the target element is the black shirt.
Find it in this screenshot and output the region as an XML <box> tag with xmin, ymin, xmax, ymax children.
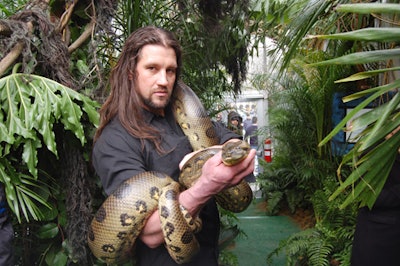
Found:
<box><xmin>92</xmin><ymin>105</ymin><xmax>239</xmax><ymax>266</ymax></box>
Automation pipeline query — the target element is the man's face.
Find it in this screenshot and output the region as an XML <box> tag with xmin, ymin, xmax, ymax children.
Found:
<box><xmin>135</xmin><ymin>44</ymin><xmax>177</xmax><ymax>113</ymax></box>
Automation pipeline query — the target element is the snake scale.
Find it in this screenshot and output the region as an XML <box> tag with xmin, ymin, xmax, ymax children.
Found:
<box><xmin>88</xmin><ymin>81</ymin><xmax>253</xmax><ymax>264</ymax></box>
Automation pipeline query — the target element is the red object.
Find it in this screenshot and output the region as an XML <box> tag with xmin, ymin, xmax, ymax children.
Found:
<box><xmin>264</xmin><ymin>138</ymin><xmax>272</xmax><ymax>162</ymax></box>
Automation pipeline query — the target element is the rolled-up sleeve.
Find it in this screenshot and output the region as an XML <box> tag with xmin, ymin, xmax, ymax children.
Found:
<box><xmin>213</xmin><ymin>121</ymin><xmax>240</xmax><ymax>144</ymax></box>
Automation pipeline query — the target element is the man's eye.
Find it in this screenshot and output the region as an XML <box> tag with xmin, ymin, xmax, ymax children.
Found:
<box><xmin>167</xmin><ymin>69</ymin><xmax>176</xmax><ymax>74</ymax></box>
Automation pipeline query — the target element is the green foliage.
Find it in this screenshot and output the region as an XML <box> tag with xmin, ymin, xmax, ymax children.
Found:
<box><xmin>0</xmin><ymin>67</ymin><xmax>99</xmax><ymax>222</ymax></box>
<box><xmin>262</xmin><ymin>2</ymin><xmax>399</xmax><ymax>266</ymax></box>
<box><xmin>0</xmin><ymin>0</ymin><xmax>25</xmax><ymax>18</ymax></box>
<box><xmin>268</xmin><ymin>228</ymin><xmax>333</xmax><ymax>266</ymax></box>
<box><xmin>218</xmin><ymin>207</ymin><xmax>246</xmax><ymax>266</ymax></box>
<box><xmin>219</xmin><ymin>249</ymin><xmax>239</xmax><ymax>266</ymax></box>
<box><xmin>315</xmin><ymin>2</ymin><xmax>400</xmax><ymax>209</ymax></box>
<box><xmin>257</xmin><ymin>47</ymin><xmax>358</xmax><ymax>265</ymax></box>
<box><xmin>259</xmin><ymin>159</ymin><xmax>306</xmax><ymax>215</ymax></box>
<box><xmin>336</xmin><ymin>2</ymin><xmax>400</xmax><ymax>14</ymax></box>
<box><xmin>271</xmin><ymin>0</ymin><xmax>351</xmax><ymax>74</ymax></box>
<box><xmin>11</xmin><ymin>167</ymin><xmax>73</xmax><ymax>265</ymax></box>
<box><xmin>258</xmin><ymin>53</ymin><xmax>347</xmax><ymax>214</ymax></box>
<box><xmin>267</xmin><ymin>177</ymin><xmax>357</xmax><ymax>266</ymax></box>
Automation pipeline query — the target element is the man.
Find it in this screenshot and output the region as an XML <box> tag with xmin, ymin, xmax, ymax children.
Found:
<box><xmin>244</xmin><ymin>116</ymin><xmax>259</xmax><ymax>177</ymax></box>
<box><xmin>243</xmin><ymin>114</ymin><xmax>252</xmax><ymax>131</ymax></box>
<box><xmin>92</xmin><ymin>26</ymin><xmax>255</xmax><ymax>266</ymax></box>
<box><xmin>244</xmin><ymin>116</ymin><xmax>258</xmax><ymax>150</ymax></box>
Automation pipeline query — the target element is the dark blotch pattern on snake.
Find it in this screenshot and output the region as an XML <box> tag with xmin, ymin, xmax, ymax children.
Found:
<box><xmin>88</xmin><ymin>81</ymin><xmax>253</xmax><ymax>264</ymax></box>
<box><xmin>120</xmin><ymin>213</ymin><xmax>134</xmax><ymax>226</ymax></box>
<box><xmin>95</xmin><ymin>207</ymin><xmax>106</xmax><ymax>223</ymax></box>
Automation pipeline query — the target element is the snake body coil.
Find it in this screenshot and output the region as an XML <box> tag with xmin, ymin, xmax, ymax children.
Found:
<box><xmin>88</xmin><ymin>81</ymin><xmax>253</xmax><ymax>264</ymax></box>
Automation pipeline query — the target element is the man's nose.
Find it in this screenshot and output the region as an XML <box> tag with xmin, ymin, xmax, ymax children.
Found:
<box><xmin>157</xmin><ymin>70</ymin><xmax>168</xmax><ymax>85</ymax></box>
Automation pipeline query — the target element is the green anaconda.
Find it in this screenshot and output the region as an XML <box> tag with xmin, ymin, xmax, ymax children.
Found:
<box><xmin>88</xmin><ymin>81</ymin><xmax>253</xmax><ymax>264</ymax></box>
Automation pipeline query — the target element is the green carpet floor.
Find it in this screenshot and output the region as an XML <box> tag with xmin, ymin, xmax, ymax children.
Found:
<box><xmin>227</xmin><ymin>198</ymin><xmax>300</xmax><ymax>266</ymax></box>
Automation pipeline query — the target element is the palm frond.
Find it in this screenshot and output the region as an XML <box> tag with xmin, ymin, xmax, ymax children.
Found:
<box><xmin>271</xmin><ymin>0</ymin><xmax>349</xmax><ymax>74</ymax></box>
<box><xmin>314</xmin><ymin>3</ymin><xmax>400</xmax><ymax>209</ymax></box>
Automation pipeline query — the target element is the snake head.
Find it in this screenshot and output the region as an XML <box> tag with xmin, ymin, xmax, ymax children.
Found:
<box><xmin>221</xmin><ymin>140</ymin><xmax>250</xmax><ymax>166</ymax></box>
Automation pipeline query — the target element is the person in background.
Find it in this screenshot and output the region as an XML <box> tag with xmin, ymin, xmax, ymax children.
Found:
<box><xmin>351</xmin><ymin>127</ymin><xmax>400</xmax><ymax>266</ymax></box>
<box><xmin>244</xmin><ymin>116</ymin><xmax>259</xmax><ymax>178</ymax></box>
<box><xmin>243</xmin><ymin>114</ymin><xmax>252</xmax><ymax>131</ymax></box>
<box><xmin>0</xmin><ymin>183</ymin><xmax>14</xmax><ymax>266</ymax></box>
<box><xmin>244</xmin><ymin>116</ymin><xmax>258</xmax><ymax>150</ymax></box>
<box><xmin>91</xmin><ymin>26</ymin><xmax>255</xmax><ymax>266</ymax></box>
<box><xmin>227</xmin><ymin>111</ymin><xmax>243</xmax><ymax>139</ymax></box>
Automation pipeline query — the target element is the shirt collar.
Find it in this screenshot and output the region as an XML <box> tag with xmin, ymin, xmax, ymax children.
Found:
<box><xmin>141</xmin><ymin>104</ymin><xmax>174</xmax><ymax>124</ymax></box>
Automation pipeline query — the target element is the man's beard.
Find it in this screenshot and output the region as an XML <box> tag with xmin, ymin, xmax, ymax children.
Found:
<box><xmin>142</xmin><ymin>96</ymin><xmax>170</xmax><ymax>111</ymax></box>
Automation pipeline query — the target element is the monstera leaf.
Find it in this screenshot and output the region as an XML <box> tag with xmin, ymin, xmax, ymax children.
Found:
<box><xmin>0</xmin><ymin>67</ymin><xmax>99</xmax><ymax>222</ymax></box>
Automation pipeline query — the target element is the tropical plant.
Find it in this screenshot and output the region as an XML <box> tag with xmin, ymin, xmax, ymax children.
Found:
<box><xmin>218</xmin><ymin>208</ymin><xmax>244</xmax><ymax>266</ymax></box>
<box><xmin>0</xmin><ymin>70</ymin><xmax>99</xmax><ymax>265</ymax></box>
<box><xmin>313</xmin><ymin>2</ymin><xmax>400</xmax><ymax>209</ymax></box>
<box><xmin>267</xmin><ymin>176</ymin><xmax>357</xmax><ymax>266</ymax></box>
<box><xmin>0</xmin><ymin>66</ymin><xmax>99</xmax><ymax>221</ymax></box>
<box><xmin>269</xmin><ymin>0</ymin><xmax>400</xmax><ymax>209</ymax></box>
<box><xmin>263</xmin><ymin>1</ymin><xmax>399</xmax><ymax>265</ymax></box>
<box><xmin>1</xmin><ymin>1</ymin><xmax>105</xmax><ymax>264</ymax></box>
<box><xmin>258</xmin><ymin>51</ymin><xmax>348</xmax><ymax>214</ymax></box>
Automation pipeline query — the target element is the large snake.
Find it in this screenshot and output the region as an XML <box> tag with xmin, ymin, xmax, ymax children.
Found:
<box><xmin>88</xmin><ymin>81</ymin><xmax>253</xmax><ymax>264</ymax></box>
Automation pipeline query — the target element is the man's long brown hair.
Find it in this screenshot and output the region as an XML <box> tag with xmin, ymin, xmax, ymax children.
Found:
<box><xmin>93</xmin><ymin>26</ymin><xmax>182</xmax><ymax>153</ymax></box>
